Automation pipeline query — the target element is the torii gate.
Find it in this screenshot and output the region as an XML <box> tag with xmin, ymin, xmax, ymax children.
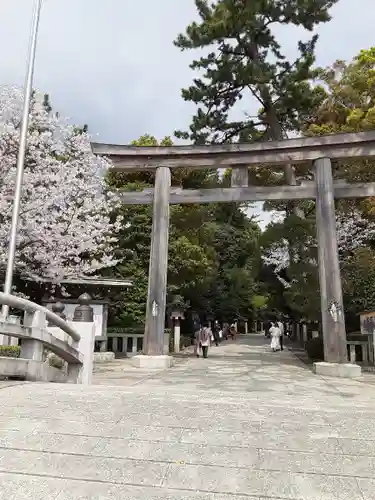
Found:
<box><xmin>92</xmin><ymin>131</ymin><xmax>375</xmax><ymax>376</ymax></box>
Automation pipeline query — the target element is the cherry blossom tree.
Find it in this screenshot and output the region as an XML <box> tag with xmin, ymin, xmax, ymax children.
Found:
<box><xmin>0</xmin><ymin>85</ymin><xmax>122</xmax><ymax>286</ymax></box>
<box><xmin>262</xmin><ymin>210</ymin><xmax>375</xmax><ymax>274</ymax></box>
<box><xmin>336</xmin><ymin>210</ymin><xmax>375</xmax><ymax>255</ymax></box>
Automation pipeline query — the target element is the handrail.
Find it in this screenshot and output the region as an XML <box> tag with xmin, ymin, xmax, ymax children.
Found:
<box><xmin>0</xmin><ymin>292</ymin><xmax>80</xmax><ymax>342</ymax></box>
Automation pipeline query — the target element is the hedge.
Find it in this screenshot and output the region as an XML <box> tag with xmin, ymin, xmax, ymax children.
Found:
<box><xmin>0</xmin><ymin>345</ymin><xmax>21</xmax><ymax>358</ymax></box>
<box><xmin>107</xmin><ymin>326</ymin><xmax>144</xmax><ymax>335</ymax></box>
<box><xmin>0</xmin><ymin>345</ymin><xmax>64</xmax><ymax>370</ymax></box>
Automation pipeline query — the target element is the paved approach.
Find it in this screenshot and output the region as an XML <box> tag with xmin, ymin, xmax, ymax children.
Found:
<box><xmin>1</xmin><ymin>334</ymin><xmax>375</xmax><ymax>499</ymax></box>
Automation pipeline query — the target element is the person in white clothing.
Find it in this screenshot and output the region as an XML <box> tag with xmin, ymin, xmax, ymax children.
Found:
<box><xmin>269</xmin><ymin>322</ymin><xmax>281</xmax><ymax>352</ymax></box>
<box><xmin>197</xmin><ymin>323</ymin><xmax>212</xmax><ymax>358</ymax></box>
<box><xmin>277</xmin><ymin>320</ymin><xmax>284</xmax><ymax>351</ymax></box>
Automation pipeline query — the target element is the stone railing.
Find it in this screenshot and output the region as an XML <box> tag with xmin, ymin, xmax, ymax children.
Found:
<box><xmin>107</xmin><ymin>332</ymin><xmax>144</xmax><ymax>355</ymax></box>
<box><xmin>107</xmin><ymin>329</ymin><xmax>170</xmax><ymax>356</ymax></box>
<box><xmin>0</xmin><ymin>292</ymin><xmax>95</xmax><ymax>384</ymax></box>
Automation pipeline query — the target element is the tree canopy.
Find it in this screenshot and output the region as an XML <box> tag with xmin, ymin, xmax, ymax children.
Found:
<box><xmin>173</xmin><ymin>0</ymin><xmax>375</xmax><ymax>327</ymax></box>
<box><xmin>0</xmin><ymin>86</ymin><xmax>122</xmax><ymax>294</ymax></box>
<box><xmin>263</xmin><ymin>47</ymin><xmax>375</xmax><ymax>323</ymax></box>
<box><xmin>105</xmin><ymin>134</ymin><xmax>263</xmax><ymax>327</ymax></box>
<box><xmin>172</xmin><ymin>0</ymin><xmax>338</xmax><ymax>323</ymax></box>
<box><xmin>174</xmin><ymin>0</ymin><xmax>335</xmax><ymax>146</ymax></box>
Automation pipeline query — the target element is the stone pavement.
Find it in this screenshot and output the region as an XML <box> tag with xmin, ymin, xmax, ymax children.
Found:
<box><xmin>1</xmin><ymin>334</ymin><xmax>375</xmax><ymax>499</ymax></box>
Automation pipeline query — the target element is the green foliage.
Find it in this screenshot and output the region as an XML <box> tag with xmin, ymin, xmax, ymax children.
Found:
<box><xmin>342</xmin><ymin>247</ymin><xmax>375</xmax><ymax>316</ymax></box>
<box><xmin>200</xmin><ymin>206</ymin><xmax>261</xmax><ymax>320</ymax></box>
<box><xmin>173</xmin><ymin>0</ymin><xmax>338</xmax><ymax>323</ymax></box>
<box><xmin>105</xmin><ymin>134</ymin><xmax>263</xmax><ymax>327</ymax></box>
<box><xmin>261</xmin><ymin>212</ymin><xmax>320</xmax><ymax>320</ymax></box>
<box><xmin>306</xmin><ymin>47</ymin><xmax>375</xmax><ymax>136</ymax></box>
<box><xmin>251</xmin><ymin>295</ymin><xmax>268</xmax><ymax>312</ymax></box>
<box><xmin>302</xmin><ymin>47</ymin><xmax>375</xmax><ymax>322</ymax></box>
<box><xmin>0</xmin><ymin>345</ymin><xmax>21</xmax><ymax>358</ymax></box>
<box><xmin>174</xmin><ymin>0</ymin><xmax>335</xmax><ymax>144</ymax></box>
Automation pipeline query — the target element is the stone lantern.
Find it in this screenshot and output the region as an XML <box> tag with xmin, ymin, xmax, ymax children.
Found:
<box><xmin>170</xmin><ymin>308</ymin><xmax>185</xmax><ymax>353</ymax></box>
<box><xmin>243</xmin><ymin>317</ymin><xmax>248</xmax><ymax>335</ymax></box>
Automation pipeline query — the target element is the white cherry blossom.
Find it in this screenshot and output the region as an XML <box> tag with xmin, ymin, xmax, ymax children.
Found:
<box><xmin>262</xmin><ymin>208</ymin><xmax>375</xmax><ymax>282</ymax></box>
<box><xmin>0</xmin><ymin>85</ymin><xmax>122</xmax><ymax>284</ymax></box>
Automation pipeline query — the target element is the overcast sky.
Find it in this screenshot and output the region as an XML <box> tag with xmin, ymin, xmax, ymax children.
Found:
<box><xmin>1</xmin><ymin>0</ymin><xmax>374</xmax><ymax>226</ymax></box>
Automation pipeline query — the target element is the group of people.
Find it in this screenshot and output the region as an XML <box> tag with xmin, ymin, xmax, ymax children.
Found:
<box><xmin>268</xmin><ymin>320</ymin><xmax>286</xmax><ymax>352</ymax></box>
<box><xmin>194</xmin><ymin>321</ymin><xmax>237</xmax><ymax>358</ymax></box>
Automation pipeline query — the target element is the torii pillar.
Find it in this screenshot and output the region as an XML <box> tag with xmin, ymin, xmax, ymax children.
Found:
<box><xmin>313</xmin><ymin>157</ymin><xmax>360</xmax><ymax>378</ymax></box>
<box><xmin>132</xmin><ymin>166</ymin><xmax>173</xmax><ymax>368</ymax></box>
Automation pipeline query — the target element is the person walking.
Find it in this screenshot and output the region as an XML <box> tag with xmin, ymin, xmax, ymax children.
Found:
<box><xmin>269</xmin><ymin>322</ymin><xmax>281</xmax><ymax>352</ymax></box>
<box><xmin>229</xmin><ymin>323</ymin><xmax>237</xmax><ymax>340</ymax></box>
<box><xmin>222</xmin><ymin>322</ymin><xmax>230</xmax><ymax>340</ymax></box>
<box><xmin>277</xmin><ymin>319</ymin><xmax>284</xmax><ymax>351</ymax></box>
<box><xmin>212</xmin><ymin>320</ymin><xmax>220</xmax><ymax>346</ymax></box>
<box><xmin>198</xmin><ymin>323</ymin><xmax>212</xmax><ymax>358</ymax></box>
<box><xmin>194</xmin><ymin>324</ymin><xmax>201</xmax><ymax>358</ymax></box>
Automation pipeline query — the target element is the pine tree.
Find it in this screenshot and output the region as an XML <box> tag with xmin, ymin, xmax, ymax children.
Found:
<box><xmin>174</xmin><ymin>0</ymin><xmax>336</xmax><ymax>184</ymax></box>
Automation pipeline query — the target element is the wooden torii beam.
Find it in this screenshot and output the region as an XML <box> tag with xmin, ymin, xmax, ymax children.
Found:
<box><xmin>117</xmin><ymin>182</ymin><xmax>375</xmax><ymax>205</ymax></box>
<box><xmin>92</xmin><ymin>131</ymin><xmax>375</xmax><ymax>374</ymax></box>
<box><xmin>92</xmin><ymin>131</ymin><xmax>375</xmax><ymax>170</ymax></box>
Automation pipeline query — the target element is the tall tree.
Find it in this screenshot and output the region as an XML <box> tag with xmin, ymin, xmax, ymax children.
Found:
<box><xmin>105</xmin><ymin>134</ymin><xmax>263</xmax><ymax>327</ymax></box>
<box><xmin>0</xmin><ymin>85</ymin><xmax>122</xmax><ymax>293</ymax></box>
<box><xmin>174</xmin><ymin>0</ymin><xmax>339</xmax><ymax>321</ymax></box>
<box><xmin>307</xmin><ymin>48</ymin><xmax>375</xmax><ymax>324</ymax></box>
<box><xmin>264</xmin><ymin>47</ymin><xmax>375</xmax><ymax>323</ymax></box>
<box><xmin>193</xmin><ymin>199</ymin><xmax>262</xmax><ymax>322</ymax></box>
<box><xmin>174</xmin><ymin>0</ymin><xmax>334</xmax><ymax>190</ymax></box>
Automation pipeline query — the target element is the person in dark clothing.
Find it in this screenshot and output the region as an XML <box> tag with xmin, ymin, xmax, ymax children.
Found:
<box><xmin>198</xmin><ymin>323</ymin><xmax>212</xmax><ymax>358</ymax></box>
<box><xmin>222</xmin><ymin>322</ymin><xmax>230</xmax><ymax>340</ymax></box>
<box><xmin>212</xmin><ymin>320</ymin><xmax>220</xmax><ymax>346</ymax></box>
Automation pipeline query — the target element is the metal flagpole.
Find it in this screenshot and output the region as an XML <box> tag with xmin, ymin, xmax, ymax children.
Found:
<box><xmin>2</xmin><ymin>0</ymin><xmax>43</xmax><ymax>319</ymax></box>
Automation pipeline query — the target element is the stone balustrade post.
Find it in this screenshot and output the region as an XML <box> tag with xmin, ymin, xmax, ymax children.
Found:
<box><xmin>21</xmin><ymin>310</ymin><xmax>46</xmax><ymax>362</ymax></box>
<box><xmin>67</xmin><ymin>293</ymin><xmax>95</xmax><ymax>384</ymax></box>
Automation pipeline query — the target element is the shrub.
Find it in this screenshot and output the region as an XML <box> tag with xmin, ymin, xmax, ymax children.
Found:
<box><xmin>305</xmin><ymin>337</ymin><xmax>324</xmax><ymax>361</ymax></box>
<box><xmin>0</xmin><ymin>345</ymin><xmax>65</xmax><ymax>370</ymax></box>
<box><xmin>107</xmin><ymin>326</ymin><xmax>144</xmax><ymax>335</ymax></box>
<box><xmin>0</xmin><ymin>345</ymin><xmax>21</xmax><ymax>358</ymax></box>
<box><xmin>47</xmin><ymin>354</ymin><xmax>65</xmax><ymax>370</ymax></box>
<box><xmin>43</xmin><ymin>349</ymin><xmax>65</xmax><ymax>370</ymax></box>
